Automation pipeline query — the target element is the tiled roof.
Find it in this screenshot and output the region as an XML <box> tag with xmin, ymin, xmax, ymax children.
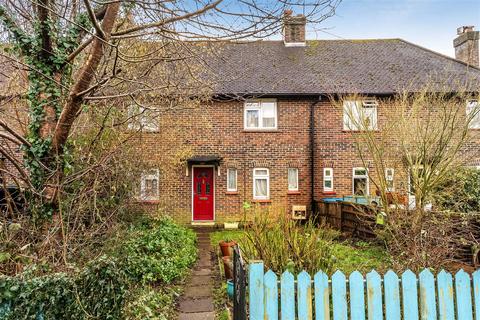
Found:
<box><xmin>201</xmin><ymin>39</ymin><xmax>480</xmax><ymax>96</ymax></box>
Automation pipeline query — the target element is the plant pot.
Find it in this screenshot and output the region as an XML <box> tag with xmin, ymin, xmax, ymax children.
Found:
<box><xmin>224</xmin><ymin>222</ymin><xmax>239</xmax><ymax>229</ymax></box>
<box><xmin>219</xmin><ymin>240</ymin><xmax>236</xmax><ymax>257</ymax></box>
<box><xmin>226</xmin><ymin>279</ymin><xmax>234</xmax><ymax>299</ymax></box>
<box><xmin>222</xmin><ymin>256</ymin><xmax>233</xmax><ymax>280</ymax></box>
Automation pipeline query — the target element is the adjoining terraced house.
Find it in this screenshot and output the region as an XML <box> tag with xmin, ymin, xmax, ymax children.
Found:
<box><xmin>130</xmin><ymin>14</ymin><xmax>480</xmax><ymax>225</ymax></box>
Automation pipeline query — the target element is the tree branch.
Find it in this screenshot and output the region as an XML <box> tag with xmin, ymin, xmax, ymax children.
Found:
<box><xmin>112</xmin><ymin>0</ymin><xmax>223</xmax><ymax>37</ymax></box>
<box><xmin>52</xmin><ymin>2</ymin><xmax>121</xmax><ymax>153</ymax></box>
<box><xmin>83</xmin><ymin>0</ymin><xmax>106</xmax><ymax>39</ymax></box>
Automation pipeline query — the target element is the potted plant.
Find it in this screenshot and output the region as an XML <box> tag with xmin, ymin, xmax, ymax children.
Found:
<box><xmin>219</xmin><ymin>236</ymin><xmax>236</xmax><ymax>257</ymax></box>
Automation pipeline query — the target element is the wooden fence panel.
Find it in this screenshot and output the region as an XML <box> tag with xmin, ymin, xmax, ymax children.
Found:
<box><xmin>332</xmin><ymin>271</ymin><xmax>347</xmax><ymax>320</ymax></box>
<box><xmin>455</xmin><ymin>270</ymin><xmax>473</xmax><ymax>320</ymax></box>
<box><xmin>473</xmin><ymin>270</ymin><xmax>480</xmax><ymax>320</ymax></box>
<box><xmin>264</xmin><ymin>270</ymin><xmax>278</xmax><ymax>320</ymax></box>
<box><xmin>437</xmin><ymin>270</ymin><xmax>454</xmax><ymax>320</ymax></box>
<box><xmin>349</xmin><ymin>271</ymin><xmax>365</xmax><ymax>320</ymax></box>
<box><xmin>246</xmin><ymin>264</ymin><xmax>480</xmax><ymax>320</ymax></box>
<box><xmin>419</xmin><ymin>269</ymin><xmax>437</xmax><ymax>320</ymax></box>
<box><xmin>401</xmin><ymin>270</ymin><xmax>419</xmax><ymax>320</ymax></box>
<box><xmin>249</xmin><ymin>262</ymin><xmax>264</xmax><ymax>320</ymax></box>
<box><xmin>297</xmin><ymin>271</ymin><xmax>313</xmax><ymax>320</ymax></box>
<box><xmin>366</xmin><ymin>270</ymin><xmax>383</xmax><ymax>320</ymax></box>
<box><xmin>384</xmin><ymin>270</ymin><xmax>400</xmax><ymax>320</ymax></box>
<box><xmin>314</xmin><ymin>271</ymin><xmax>330</xmax><ymax>320</ymax></box>
<box><xmin>281</xmin><ymin>271</ymin><xmax>295</xmax><ymax>320</ymax></box>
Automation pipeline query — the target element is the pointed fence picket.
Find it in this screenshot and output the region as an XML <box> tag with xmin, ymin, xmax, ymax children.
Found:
<box><xmin>246</xmin><ymin>262</ymin><xmax>480</xmax><ymax>320</ymax></box>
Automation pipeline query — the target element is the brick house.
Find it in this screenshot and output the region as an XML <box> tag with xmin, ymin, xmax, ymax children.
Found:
<box><xmin>131</xmin><ymin>15</ymin><xmax>480</xmax><ymax>225</ymax></box>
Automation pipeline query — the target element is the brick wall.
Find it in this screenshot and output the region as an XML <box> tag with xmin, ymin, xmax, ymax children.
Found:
<box><xmin>134</xmin><ymin>96</ymin><xmax>480</xmax><ymax>224</ymax></box>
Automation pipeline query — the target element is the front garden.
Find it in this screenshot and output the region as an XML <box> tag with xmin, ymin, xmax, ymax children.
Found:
<box><xmin>0</xmin><ymin>216</ymin><xmax>197</xmax><ymax>320</ymax></box>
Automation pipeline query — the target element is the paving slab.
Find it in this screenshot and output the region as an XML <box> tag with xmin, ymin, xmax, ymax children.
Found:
<box><xmin>178</xmin><ymin>311</ymin><xmax>216</xmax><ymax>320</ymax></box>
<box><xmin>178</xmin><ymin>297</ymin><xmax>214</xmax><ymax>313</ymax></box>
<box><xmin>189</xmin><ymin>275</ymin><xmax>213</xmax><ymax>286</ymax></box>
<box><xmin>183</xmin><ymin>285</ymin><xmax>213</xmax><ymax>298</ymax></box>
<box><xmin>192</xmin><ymin>268</ymin><xmax>212</xmax><ymax>276</ymax></box>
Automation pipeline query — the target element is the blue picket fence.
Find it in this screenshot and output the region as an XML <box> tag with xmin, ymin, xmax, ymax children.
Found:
<box><xmin>248</xmin><ymin>261</ymin><xmax>480</xmax><ymax>320</ymax></box>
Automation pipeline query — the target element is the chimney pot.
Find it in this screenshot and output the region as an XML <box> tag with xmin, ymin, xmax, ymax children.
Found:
<box><xmin>453</xmin><ymin>25</ymin><xmax>479</xmax><ymax>67</ymax></box>
<box><xmin>283</xmin><ymin>12</ymin><xmax>306</xmax><ymax>47</ymax></box>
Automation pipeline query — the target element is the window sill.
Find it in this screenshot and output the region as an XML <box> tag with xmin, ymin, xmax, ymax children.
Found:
<box><xmin>322</xmin><ymin>191</ymin><xmax>336</xmax><ymax>195</ymax></box>
<box><xmin>252</xmin><ymin>199</ymin><xmax>272</xmax><ymax>203</ymax></box>
<box><xmin>287</xmin><ymin>191</ymin><xmax>301</xmax><ymax>195</ymax></box>
<box><xmin>243</xmin><ymin>129</ymin><xmax>279</xmax><ymax>133</ymax></box>
<box><xmin>225</xmin><ymin>191</ymin><xmax>239</xmax><ymax>195</ymax></box>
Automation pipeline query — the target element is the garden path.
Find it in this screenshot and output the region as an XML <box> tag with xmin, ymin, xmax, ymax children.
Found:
<box><xmin>177</xmin><ymin>228</ymin><xmax>215</xmax><ymax>320</ymax></box>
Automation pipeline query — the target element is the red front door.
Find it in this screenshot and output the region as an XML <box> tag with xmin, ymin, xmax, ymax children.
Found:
<box><xmin>193</xmin><ymin>167</ymin><xmax>214</xmax><ymax>221</ymax></box>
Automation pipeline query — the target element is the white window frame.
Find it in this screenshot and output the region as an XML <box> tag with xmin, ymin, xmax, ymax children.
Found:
<box><xmin>287</xmin><ymin>168</ymin><xmax>299</xmax><ymax>191</ymax></box>
<box><xmin>227</xmin><ymin>168</ymin><xmax>237</xmax><ymax>192</ymax></box>
<box><xmin>343</xmin><ymin>100</ymin><xmax>378</xmax><ymax>131</ymax></box>
<box><xmin>323</xmin><ymin>168</ymin><xmax>334</xmax><ymax>192</ymax></box>
<box><xmin>385</xmin><ymin>168</ymin><xmax>395</xmax><ymax>192</ymax></box>
<box><xmin>127</xmin><ymin>105</ymin><xmax>159</xmax><ymax>132</ymax></box>
<box><xmin>467</xmin><ymin>99</ymin><xmax>480</xmax><ymax>129</ymax></box>
<box><xmin>253</xmin><ymin>168</ymin><xmax>270</xmax><ymax>200</ymax></box>
<box><xmin>352</xmin><ymin>167</ymin><xmax>369</xmax><ymax>195</ymax></box>
<box><xmin>140</xmin><ymin>169</ymin><xmax>159</xmax><ymax>201</ymax></box>
<box><xmin>244</xmin><ymin>99</ymin><xmax>278</xmax><ymax>130</ymax></box>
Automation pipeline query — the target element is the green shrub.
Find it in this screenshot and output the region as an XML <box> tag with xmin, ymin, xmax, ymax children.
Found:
<box><xmin>117</xmin><ymin>217</ymin><xmax>197</xmax><ymax>284</ymax></box>
<box><xmin>242</xmin><ymin>213</ymin><xmax>339</xmax><ymax>274</ymax></box>
<box><xmin>434</xmin><ymin>168</ymin><xmax>480</xmax><ymax>213</ymax></box>
<box><xmin>0</xmin><ymin>257</ymin><xmax>128</xmax><ymax>319</ymax></box>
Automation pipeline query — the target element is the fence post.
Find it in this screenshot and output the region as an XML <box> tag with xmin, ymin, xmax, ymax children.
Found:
<box><xmin>233</xmin><ymin>246</ymin><xmax>246</xmax><ymax>320</ymax></box>
<box><xmin>249</xmin><ymin>261</ymin><xmax>264</xmax><ymax>320</ymax></box>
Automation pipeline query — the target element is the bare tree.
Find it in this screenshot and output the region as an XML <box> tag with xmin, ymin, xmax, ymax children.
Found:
<box><xmin>0</xmin><ymin>0</ymin><xmax>341</xmax><ymax>220</ymax></box>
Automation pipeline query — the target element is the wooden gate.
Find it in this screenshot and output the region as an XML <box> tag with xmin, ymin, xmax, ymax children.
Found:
<box><xmin>248</xmin><ymin>261</ymin><xmax>480</xmax><ymax>319</ymax></box>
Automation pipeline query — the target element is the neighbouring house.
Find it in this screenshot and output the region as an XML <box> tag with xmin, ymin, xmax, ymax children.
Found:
<box><xmin>130</xmin><ymin>14</ymin><xmax>480</xmax><ymax>225</ymax></box>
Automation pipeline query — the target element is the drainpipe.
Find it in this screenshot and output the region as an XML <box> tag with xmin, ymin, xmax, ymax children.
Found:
<box><xmin>310</xmin><ymin>97</ymin><xmax>321</xmax><ymax>216</ymax></box>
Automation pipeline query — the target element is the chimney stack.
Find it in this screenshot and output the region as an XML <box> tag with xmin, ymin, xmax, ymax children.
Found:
<box><xmin>283</xmin><ymin>10</ymin><xmax>306</xmax><ymax>47</ymax></box>
<box><xmin>453</xmin><ymin>26</ymin><xmax>479</xmax><ymax>67</ymax></box>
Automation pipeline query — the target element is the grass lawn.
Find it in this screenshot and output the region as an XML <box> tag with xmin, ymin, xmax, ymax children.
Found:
<box><xmin>210</xmin><ymin>229</ymin><xmax>390</xmax><ymax>274</ymax></box>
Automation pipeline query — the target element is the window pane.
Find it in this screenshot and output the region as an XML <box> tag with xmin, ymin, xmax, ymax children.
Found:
<box><xmin>206</xmin><ymin>183</ymin><xmax>211</xmax><ymax>195</ymax></box>
<box><xmin>288</xmin><ymin>168</ymin><xmax>298</xmax><ymax>190</ymax></box>
<box><xmin>262</xmin><ymin>117</ymin><xmax>275</xmax><ymax>128</ymax></box>
<box><xmin>227</xmin><ymin>169</ymin><xmax>237</xmax><ymax>190</ymax></box>
<box><xmin>254</xmin><ymin>169</ymin><xmax>268</xmax><ymax>176</ymax></box>
<box><xmin>468</xmin><ymin>100</ymin><xmax>480</xmax><ymax>129</ymax></box>
<box><xmin>324</xmin><ymin>180</ymin><xmax>332</xmax><ymax>189</ymax></box>
<box><xmin>255</xmin><ymin>178</ymin><xmax>268</xmax><ymax>197</ymax></box>
<box><xmin>246</xmin><ymin>110</ymin><xmax>259</xmax><ymax>128</ymax></box>
<box><xmin>353</xmin><ymin>178</ymin><xmax>367</xmax><ymax>195</ymax></box>
<box><xmin>324</xmin><ymin>169</ymin><xmax>332</xmax><ymax>177</ymax></box>
<box><xmin>354</xmin><ymin>169</ymin><xmax>367</xmax><ymax>176</ymax></box>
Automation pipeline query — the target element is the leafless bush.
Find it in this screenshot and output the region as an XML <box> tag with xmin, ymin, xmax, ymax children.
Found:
<box><xmin>376</xmin><ymin>209</ymin><xmax>479</xmax><ymax>272</ymax></box>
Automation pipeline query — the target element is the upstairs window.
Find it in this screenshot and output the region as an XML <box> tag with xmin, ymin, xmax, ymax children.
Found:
<box><xmin>244</xmin><ymin>100</ymin><xmax>277</xmax><ymax>130</ymax></box>
<box><xmin>140</xmin><ymin>169</ymin><xmax>159</xmax><ymax>200</ymax></box>
<box><xmin>343</xmin><ymin>100</ymin><xmax>378</xmax><ymax>131</ymax></box>
<box><xmin>253</xmin><ymin>168</ymin><xmax>269</xmax><ymax>199</ymax></box>
<box><xmin>227</xmin><ymin>168</ymin><xmax>237</xmax><ymax>192</ymax></box>
<box><xmin>323</xmin><ymin>168</ymin><xmax>333</xmax><ymax>192</ymax></box>
<box><xmin>128</xmin><ymin>105</ymin><xmax>159</xmax><ymax>132</ymax></box>
<box><xmin>467</xmin><ymin>100</ymin><xmax>480</xmax><ymax>129</ymax></box>
<box><xmin>385</xmin><ymin>168</ymin><xmax>395</xmax><ymax>192</ymax></box>
<box><xmin>287</xmin><ymin>168</ymin><xmax>299</xmax><ymax>191</ymax></box>
<box><xmin>353</xmin><ymin>167</ymin><xmax>369</xmax><ymax>196</ymax></box>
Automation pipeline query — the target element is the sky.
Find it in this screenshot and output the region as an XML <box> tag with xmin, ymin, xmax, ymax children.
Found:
<box><xmin>294</xmin><ymin>0</ymin><xmax>480</xmax><ymax>57</ymax></box>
